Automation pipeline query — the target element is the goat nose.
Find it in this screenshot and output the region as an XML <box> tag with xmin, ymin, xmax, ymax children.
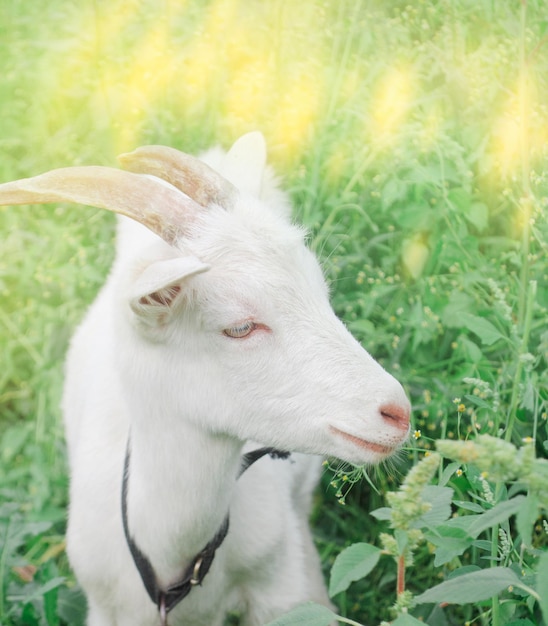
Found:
<box><xmin>380</xmin><ymin>403</ymin><xmax>410</xmax><ymax>430</ymax></box>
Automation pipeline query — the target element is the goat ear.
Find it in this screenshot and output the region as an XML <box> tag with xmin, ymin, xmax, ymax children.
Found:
<box><xmin>221</xmin><ymin>132</ymin><xmax>266</xmax><ymax>198</ymax></box>
<box><xmin>129</xmin><ymin>256</ymin><xmax>209</xmax><ymax>325</ymax></box>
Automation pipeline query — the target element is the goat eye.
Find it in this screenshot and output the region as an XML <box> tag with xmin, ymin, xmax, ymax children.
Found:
<box><xmin>223</xmin><ymin>321</ymin><xmax>257</xmax><ymax>339</ymax></box>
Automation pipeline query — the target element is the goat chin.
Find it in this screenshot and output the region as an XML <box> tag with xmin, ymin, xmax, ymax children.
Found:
<box><xmin>0</xmin><ymin>132</ymin><xmax>410</xmax><ymax>625</ymax></box>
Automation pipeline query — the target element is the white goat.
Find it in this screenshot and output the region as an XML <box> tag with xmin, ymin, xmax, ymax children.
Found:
<box><xmin>0</xmin><ymin>133</ymin><xmax>410</xmax><ymax>626</ymax></box>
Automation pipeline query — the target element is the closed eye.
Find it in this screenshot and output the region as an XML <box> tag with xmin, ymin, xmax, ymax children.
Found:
<box><xmin>223</xmin><ymin>320</ymin><xmax>257</xmax><ymax>339</ymax></box>
<box><xmin>223</xmin><ymin>321</ymin><xmax>271</xmax><ymax>339</ymax></box>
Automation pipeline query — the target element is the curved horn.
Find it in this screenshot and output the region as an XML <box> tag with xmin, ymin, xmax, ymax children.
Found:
<box><xmin>118</xmin><ymin>146</ymin><xmax>237</xmax><ymax>210</ymax></box>
<box><xmin>0</xmin><ymin>166</ymin><xmax>203</xmax><ymax>246</ymax></box>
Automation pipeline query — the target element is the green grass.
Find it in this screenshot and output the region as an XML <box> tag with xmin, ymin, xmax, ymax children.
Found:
<box><xmin>1</xmin><ymin>0</ymin><xmax>547</xmax><ymax>625</ymax></box>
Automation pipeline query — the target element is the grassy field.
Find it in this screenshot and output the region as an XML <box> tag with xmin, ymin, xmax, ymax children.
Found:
<box><xmin>0</xmin><ymin>0</ymin><xmax>547</xmax><ymax>625</ymax></box>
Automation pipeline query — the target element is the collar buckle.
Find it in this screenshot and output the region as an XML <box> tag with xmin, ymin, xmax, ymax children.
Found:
<box><xmin>159</xmin><ymin>594</ymin><xmax>168</xmax><ymax>626</ymax></box>
<box><xmin>189</xmin><ymin>557</ymin><xmax>204</xmax><ymax>586</ymax></box>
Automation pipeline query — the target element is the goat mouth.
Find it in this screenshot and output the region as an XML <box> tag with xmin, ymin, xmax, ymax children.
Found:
<box><xmin>329</xmin><ymin>426</ymin><xmax>395</xmax><ymax>457</ymax></box>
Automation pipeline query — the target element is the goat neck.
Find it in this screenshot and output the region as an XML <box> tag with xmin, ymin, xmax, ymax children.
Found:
<box><xmin>123</xmin><ymin>410</ymin><xmax>243</xmax><ymax>589</ymax></box>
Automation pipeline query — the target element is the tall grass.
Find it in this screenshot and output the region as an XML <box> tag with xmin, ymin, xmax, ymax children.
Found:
<box><xmin>0</xmin><ymin>1</ymin><xmax>547</xmax><ymax>624</ymax></box>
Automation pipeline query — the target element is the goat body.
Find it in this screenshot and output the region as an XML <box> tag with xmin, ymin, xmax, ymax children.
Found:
<box><xmin>0</xmin><ymin>133</ymin><xmax>410</xmax><ymax>625</ymax></box>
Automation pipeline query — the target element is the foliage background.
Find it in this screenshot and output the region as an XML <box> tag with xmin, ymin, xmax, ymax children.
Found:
<box><xmin>0</xmin><ymin>0</ymin><xmax>547</xmax><ymax>624</ymax></box>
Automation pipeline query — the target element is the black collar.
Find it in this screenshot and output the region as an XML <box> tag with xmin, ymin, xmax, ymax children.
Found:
<box><xmin>121</xmin><ymin>443</ymin><xmax>290</xmax><ymax>623</ymax></box>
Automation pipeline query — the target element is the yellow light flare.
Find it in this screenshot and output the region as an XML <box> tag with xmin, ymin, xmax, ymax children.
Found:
<box><xmin>493</xmin><ymin>113</ymin><xmax>522</xmax><ymax>177</ymax></box>
<box><xmin>341</xmin><ymin>69</ymin><xmax>361</xmax><ymax>102</ymax></box>
<box><xmin>62</xmin><ymin>0</ymin><xmax>146</xmax><ymax>76</ymax></box>
<box><xmin>402</xmin><ymin>235</ymin><xmax>429</xmax><ymax>280</ymax></box>
<box><xmin>98</xmin><ymin>22</ymin><xmax>175</xmax><ymax>151</ymax></box>
<box><xmin>43</xmin><ymin>0</ymin><xmax>334</xmax><ymax>164</ymax></box>
<box><xmin>324</xmin><ymin>148</ymin><xmax>349</xmax><ymax>185</ymax></box>
<box><xmin>177</xmin><ymin>39</ymin><xmax>221</xmax><ymax>105</ymax></box>
<box><xmin>419</xmin><ymin>106</ymin><xmax>443</xmax><ymax>153</ymax></box>
<box><xmin>491</xmin><ymin>70</ymin><xmax>546</xmax><ymax>178</ymax></box>
<box><xmin>224</xmin><ymin>59</ymin><xmax>273</xmax><ymax>135</ymax></box>
<box><xmin>124</xmin><ymin>25</ymin><xmax>174</xmax><ymax>99</ymax></box>
<box><xmin>368</xmin><ymin>66</ymin><xmax>415</xmax><ymax>147</ymax></box>
<box><xmin>177</xmin><ymin>0</ymin><xmax>240</xmax><ymax>103</ymax></box>
<box><xmin>512</xmin><ymin>195</ymin><xmax>534</xmax><ymax>236</ymax></box>
<box><xmin>93</xmin><ymin>0</ymin><xmax>152</xmax><ymax>48</ymax></box>
<box><xmin>268</xmin><ymin>67</ymin><xmax>324</xmax><ymax>156</ymax></box>
<box><xmin>201</xmin><ymin>0</ymin><xmax>238</xmax><ymax>40</ymax></box>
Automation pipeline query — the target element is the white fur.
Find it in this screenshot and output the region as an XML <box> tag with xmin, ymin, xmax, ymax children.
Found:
<box><xmin>62</xmin><ymin>133</ymin><xmax>410</xmax><ymax>625</ymax></box>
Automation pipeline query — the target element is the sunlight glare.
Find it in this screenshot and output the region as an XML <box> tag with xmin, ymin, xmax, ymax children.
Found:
<box><xmin>269</xmin><ymin>66</ymin><xmax>323</xmax><ymax>154</ymax></box>
<box><xmin>368</xmin><ymin>66</ymin><xmax>414</xmax><ymax>147</ymax></box>
<box><xmin>491</xmin><ymin>70</ymin><xmax>546</xmax><ymax>179</ymax></box>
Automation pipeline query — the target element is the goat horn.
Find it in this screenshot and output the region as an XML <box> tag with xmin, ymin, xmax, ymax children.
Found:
<box><xmin>118</xmin><ymin>146</ymin><xmax>237</xmax><ymax>210</ymax></box>
<box><xmin>0</xmin><ymin>166</ymin><xmax>202</xmax><ymax>246</ymax></box>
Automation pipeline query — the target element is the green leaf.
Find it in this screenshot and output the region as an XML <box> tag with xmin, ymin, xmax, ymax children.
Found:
<box><xmin>1</xmin><ymin>423</ymin><xmax>32</xmax><ymax>464</ymax></box>
<box><xmin>467</xmin><ymin>495</ymin><xmax>525</xmax><ymax>538</ymax></box>
<box><xmin>439</xmin><ymin>462</ymin><xmax>462</xmax><ymax>487</ymax></box>
<box><xmin>382</xmin><ymin>177</ymin><xmax>408</xmax><ymax>211</ymax></box>
<box><xmin>464</xmin><ymin>202</ymin><xmax>489</xmax><ymax>232</ymax></box>
<box><xmin>516</xmin><ymin>493</ymin><xmax>538</xmax><ymax>547</ymax></box>
<box><xmin>1</xmin><ymin>516</ymin><xmax>53</xmax><ymax>558</ymax></box>
<box><xmin>370</xmin><ymin>506</ymin><xmax>392</xmax><ymax>521</ymax></box>
<box><xmin>347</xmin><ymin>319</ymin><xmax>375</xmax><ymax>337</ymax></box>
<box><xmin>17</xmin><ymin>577</ymin><xmax>67</xmax><ymax>607</ymax></box>
<box><xmin>57</xmin><ymin>586</ymin><xmax>87</xmax><ymax>626</ymax></box>
<box><xmin>442</xmin><ymin>292</ymin><xmax>475</xmax><ymax>328</ymax></box>
<box><xmin>447</xmin><ymin>187</ymin><xmax>471</xmax><ymax>211</ymax></box>
<box><xmin>460</xmin><ymin>313</ymin><xmax>505</xmax><ymax>346</ymax></box>
<box><xmin>424</xmin><ymin>526</ymin><xmax>474</xmax><ymax>566</ymax></box>
<box><xmin>537</xmin><ymin>551</ymin><xmax>548</xmax><ymax>622</ymax></box>
<box><xmin>391</xmin><ymin>613</ymin><xmax>426</xmax><ymax>625</ymax></box>
<box><xmin>414</xmin><ymin>567</ymin><xmax>521</xmax><ymax>605</ymax></box>
<box><xmin>473</xmin><ymin>540</ymin><xmax>493</xmax><ymax>552</ymax></box>
<box><xmin>43</xmin><ymin>563</ymin><xmax>61</xmax><ymax>626</ymax></box>
<box><xmin>460</xmin><ymin>336</ymin><xmax>484</xmax><ymax>363</ymax></box>
<box><xmin>447</xmin><ymin>565</ymin><xmax>481</xmax><ymax>579</ymax></box>
<box><xmin>394</xmin><ymin>202</ymin><xmax>434</xmax><ymax>230</ymax></box>
<box><xmin>452</xmin><ymin>500</ymin><xmax>486</xmax><ymax>513</ymax></box>
<box><xmin>264</xmin><ymin>602</ymin><xmax>337</xmax><ymax>626</ymax></box>
<box><xmin>464</xmin><ymin>393</ymin><xmax>493</xmax><ymax>410</ymax></box>
<box><xmin>328</xmin><ymin>542</ymin><xmax>381</xmax><ymax>597</ymax></box>
<box><xmin>414</xmin><ymin>485</ymin><xmax>453</xmax><ymax>528</ymax></box>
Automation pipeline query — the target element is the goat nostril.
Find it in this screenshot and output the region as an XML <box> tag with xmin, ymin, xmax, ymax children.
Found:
<box><xmin>380</xmin><ymin>404</ymin><xmax>410</xmax><ymax>430</ymax></box>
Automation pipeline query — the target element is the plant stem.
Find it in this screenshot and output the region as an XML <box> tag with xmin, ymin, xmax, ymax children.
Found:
<box><xmin>0</xmin><ymin>516</ymin><xmax>12</xmax><ymax>620</ymax></box>
<box><xmin>505</xmin><ymin>279</ymin><xmax>537</xmax><ymax>443</ymax></box>
<box><xmin>504</xmin><ymin>0</ymin><xmax>537</xmax><ymax>444</ymax></box>
<box><xmin>516</xmin><ymin>0</ymin><xmax>531</xmax><ymax>299</ymax></box>
<box><xmin>517</xmin><ymin>0</ymin><xmax>532</xmax><ymax>331</ymax></box>
<box><xmin>490</xmin><ymin>489</ymin><xmax>503</xmax><ymax>626</ymax></box>
<box><xmin>397</xmin><ymin>554</ymin><xmax>406</xmax><ymax>597</ymax></box>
